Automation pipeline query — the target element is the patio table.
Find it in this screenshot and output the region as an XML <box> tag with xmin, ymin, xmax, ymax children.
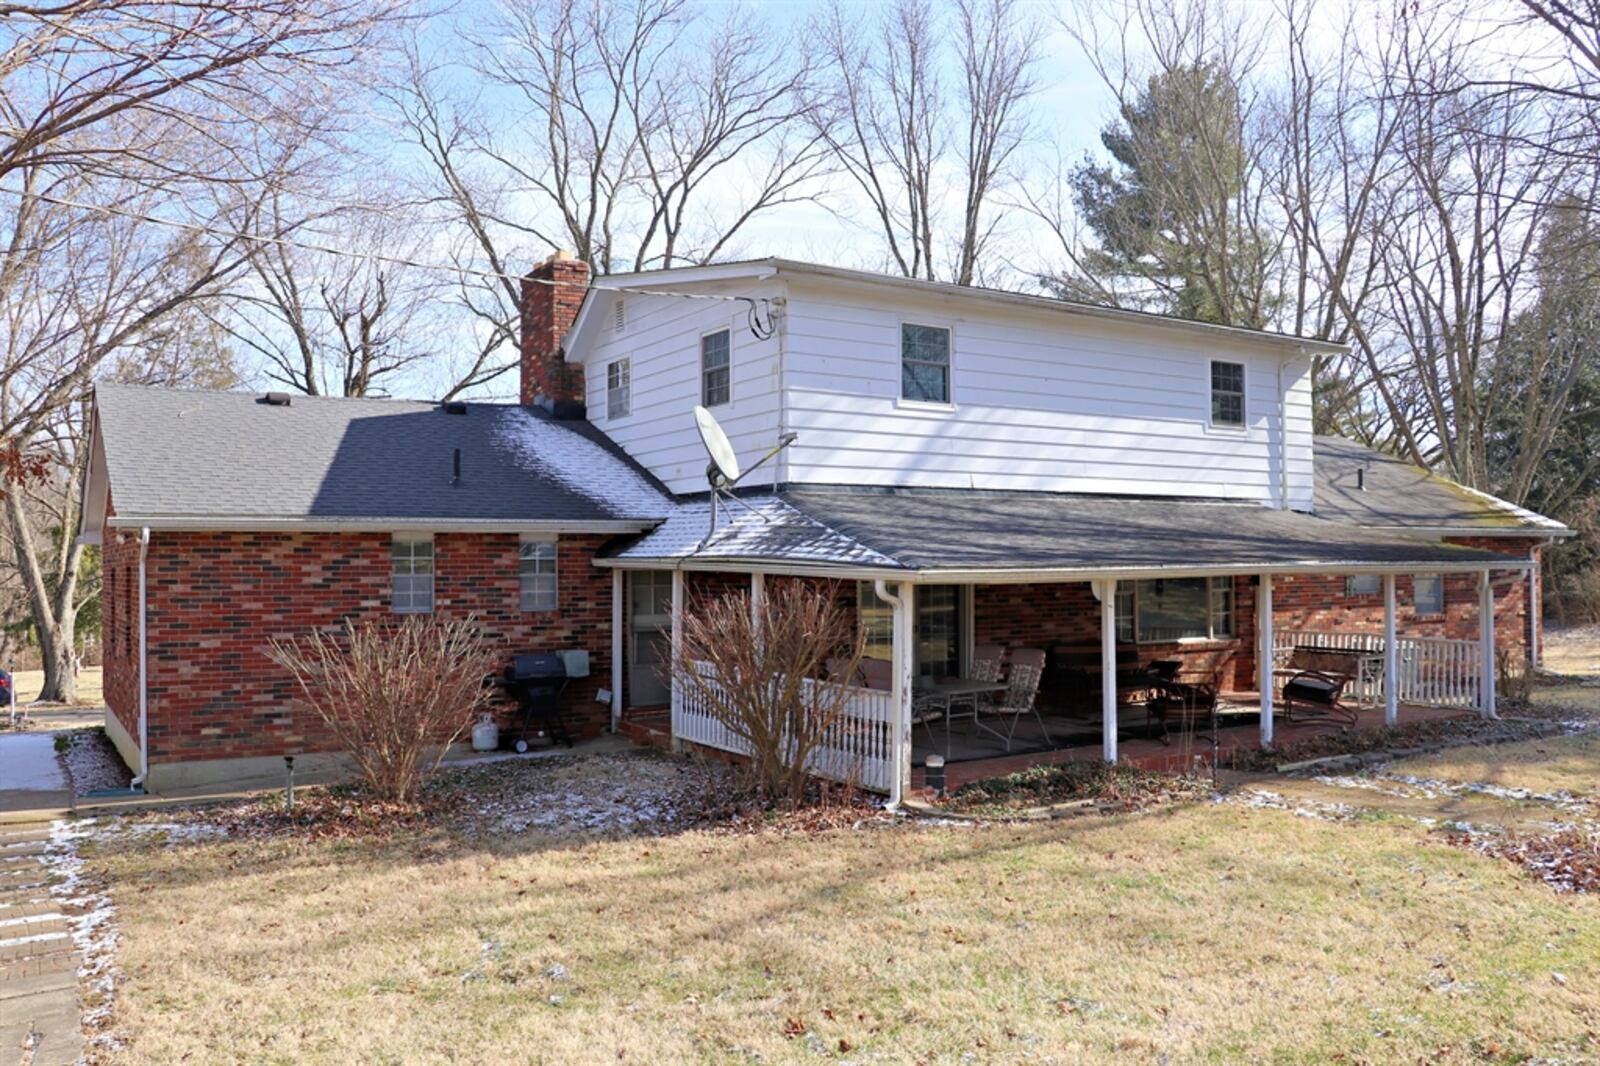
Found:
<box><xmin>914</xmin><ymin>678</ymin><xmax>1009</xmax><ymax>758</ymax></box>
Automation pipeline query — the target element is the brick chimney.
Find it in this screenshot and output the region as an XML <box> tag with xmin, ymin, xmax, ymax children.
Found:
<box><xmin>520</xmin><ymin>250</ymin><xmax>590</xmax><ymax>415</ymax></box>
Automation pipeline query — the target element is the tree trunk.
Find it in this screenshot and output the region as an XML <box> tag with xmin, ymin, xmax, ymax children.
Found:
<box><xmin>3</xmin><ymin>482</ymin><xmax>81</xmax><ymax>704</ymax></box>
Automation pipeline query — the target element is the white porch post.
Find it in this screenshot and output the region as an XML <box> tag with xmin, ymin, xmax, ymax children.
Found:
<box><xmin>1091</xmin><ymin>580</ymin><xmax>1117</xmax><ymax>763</ymax></box>
<box><xmin>749</xmin><ymin>571</ymin><xmax>765</xmax><ymax>628</ymax></box>
<box><xmin>1382</xmin><ymin>574</ymin><xmax>1398</xmax><ymax>727</ymax></box>
<box><xmin>669</xmin><ymin>569</ymin><xmax>685</xmax><ymax>729</ymax></box>
<box><xmin>887</xmin><ymin>580</ymin><xmax>915</xmax><ymax>806</ymax></box>
<box><xmin>610</xmin><ymin>569</ymin><xmax>624</xmax><ymax>731</ymax></box>
<box><xmin>1258</xmin><ymin>573</ymin><xmax>1274</xmax><ymax>748</ymax></box>
<box><xmin>1479</xmin><ymin>570</ymin><xmax>1498</xmax><ymax>719</ymax></box>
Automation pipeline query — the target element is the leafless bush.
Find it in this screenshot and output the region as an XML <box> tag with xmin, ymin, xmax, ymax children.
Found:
<box><xmin>674</xmin><ymin>580</ymin><xmax>867</xmax><ymax>809</ymax></box>
<box><xmin>1498</xmin><ymin>647</ymin><xmax>1533</xmax><ymax>705</ymax></box>
<box><xmin>268</xmin><ymin>616</ymin><xmax>495</xmax><ymax>802</ymax></box>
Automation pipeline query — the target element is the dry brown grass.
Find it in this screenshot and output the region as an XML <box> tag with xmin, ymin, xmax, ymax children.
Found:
<box><xmin>10</xmin><ymin>665</ymin><xmax>103</xmax><ymax>708</ymax></box>
<box><xmin>85</xmin><ymin>799</ymin><xmax>1600</xmax><ymax>1064</ymax></box>
<box><xmin>1387</xmin><ymin>731</ymin><xmax>1600</xmax><ymax>798</ymax></box>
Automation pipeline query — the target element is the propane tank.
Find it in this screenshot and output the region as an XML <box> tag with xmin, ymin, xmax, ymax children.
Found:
<box><xmin>471</xmin><ymin>713</ymin><xmax>499</xmax><ymax>752</ymax></box>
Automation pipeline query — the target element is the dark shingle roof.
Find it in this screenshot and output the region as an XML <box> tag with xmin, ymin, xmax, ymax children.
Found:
<box><xmin>606</xmin><ymin>487</ymin><xmax>1531</xmax><ymax>574</ymax></box>
<box><xmin>1314</xmin><ymin>435</ymin><xmax>1567</xmax><ymax>534</ymax></box>
<box><xmin>92</xmin><ymin>384</ymin><xmax>670</xmax><ymax>527</ymax></box>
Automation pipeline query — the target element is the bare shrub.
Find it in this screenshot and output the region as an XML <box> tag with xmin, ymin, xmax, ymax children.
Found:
<box><xmin>268</xmin><ymin>616</ymin><xmax>495</xmax><ymax>802</ymax></box>
<box><xmin>674</xmin><ymin>580</ymin><xmax>867</xmax><ymax>809</ymax></box>
<box><xmin>1498</xmin><ymin>647</ymin><xmax>1533</xmax><ymax>705</ymax></box>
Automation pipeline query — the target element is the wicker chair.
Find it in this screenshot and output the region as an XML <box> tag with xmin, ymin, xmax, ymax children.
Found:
<box><xmin>977</xmin><ymin>647</ymin><xmax>1051</xmax><ymax>752</ymax></box>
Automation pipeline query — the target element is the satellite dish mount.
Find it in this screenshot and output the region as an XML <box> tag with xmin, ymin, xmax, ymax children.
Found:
<box><xmin>693</xmin><ymin>405</ymin><xmax>797</xmax><ymax>538</ymax></box>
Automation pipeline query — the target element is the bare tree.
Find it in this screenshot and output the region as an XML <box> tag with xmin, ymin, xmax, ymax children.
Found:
<box><xmin>812</xmin><ymin>0</ymin><xmax>1039</xmax><ymax>283</ymax></box>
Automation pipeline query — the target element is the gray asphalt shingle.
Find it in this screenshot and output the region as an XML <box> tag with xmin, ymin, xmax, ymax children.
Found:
<box><xmin>93</xmin><ymin>384</ymin><xmax>670</xmax><ymax>525</ymax></box>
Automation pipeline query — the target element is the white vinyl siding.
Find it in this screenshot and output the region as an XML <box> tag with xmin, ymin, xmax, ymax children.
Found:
<box><xmin>780</xmin><ymin>279</ymin><xmax>1315</xmax><ymax>508</ymax></box>
<box><xmin>607</xmin><ymin>359</ymin><xmax>631</xmax><ymax>420</ymax></box>
<box><xmin>580</xmin><ymin>282</ymin><xmax>784</xmax><ymax>496</ymax></box>
<box><xmin>519</xmin><ymin>537</ymin><xmax>557</xmax><ymax>611</ymax></box>
<box><xmin>391</xmin><ymin>535</ymin><xmax>433</xmax><ymax>613</ymax></box>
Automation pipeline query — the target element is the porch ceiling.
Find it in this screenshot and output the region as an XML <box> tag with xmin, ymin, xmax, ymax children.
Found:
<box><xmin>601</xmin><ymin>487</ymin><xmax>1531</xmax><ymax>579</ymax></box>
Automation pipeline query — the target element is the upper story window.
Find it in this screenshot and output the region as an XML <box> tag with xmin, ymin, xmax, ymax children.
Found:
<box><xmin>901</xmin><ymin>323</ymin><xmax>950</xmax><ymax>404</ymax></box>
<box><xmin>1413</xmin><ymin>573</ymin><xmax>1444</xmax><ymax>617</ymax></box>
<box><xmin>701</xmin><ymin>329</ymin><xmax>730</xmax><ymax>407</ymax></box>
<box><xmin>519</xmin><ymin>537</ymin><xmax>557</xmax><ymax>611</ymax></box>
<box><xmin>391</xmin><ymin>535</ymin><xmax>434</xmax><ymax>614</ymax></box>
<box><xmin>607</xmin><ymin>358</ymin><xmax>631</xmax><ymax>419</ymax></box>
<box><xmin>1211</xmin><ymin>360</ymin><xmax>1245</xmax><ymax>426</ymax></box>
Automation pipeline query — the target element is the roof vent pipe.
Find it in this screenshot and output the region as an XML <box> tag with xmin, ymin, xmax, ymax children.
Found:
<box><xmin>260</xmin><ymin>392</ymin><xmax>292</xmax><ymax>407</ymax></box>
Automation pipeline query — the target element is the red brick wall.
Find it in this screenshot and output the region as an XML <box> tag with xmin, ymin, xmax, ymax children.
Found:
<box><xmin>100</xmin><ymin>494</ymin><xmax>140</xmax><ymax>749</ymax></box>
<box><xmin>973</xmin><ymin>577</ymin><xmax>1256</xmax><ymax>692</ymax></box>
<box><xmin>520</xmin><ymin>253</ymin><xmax>589</xmax><ymax>408</ymax></box>
<box><xmin>1271</xmin><ymin>536</ymin><xmax>1538</xmax><ymax>656</ymax></box>
<box><xmin>108</xmin><ymin>529</ymin><xmax>615</xmax><ymax>766</ymax></box>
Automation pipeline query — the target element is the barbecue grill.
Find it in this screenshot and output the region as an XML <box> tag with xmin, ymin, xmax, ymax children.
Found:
<box><xmin>497</xmin><ymin>652</ymin><xmax>573</xmax><ymax>752</ymax></box>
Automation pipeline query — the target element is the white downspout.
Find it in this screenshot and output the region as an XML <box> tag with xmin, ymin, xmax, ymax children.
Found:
<box><xmin>131</xmin><ymin>527</ymin><xmax>151</xmax><ymax>789</ymax></box>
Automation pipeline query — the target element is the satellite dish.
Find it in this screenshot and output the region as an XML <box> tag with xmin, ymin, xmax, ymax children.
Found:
<box><xmin>694</xmin><ymin>405</ymin><xmax>740</xmax><ymax>487</ymax></box>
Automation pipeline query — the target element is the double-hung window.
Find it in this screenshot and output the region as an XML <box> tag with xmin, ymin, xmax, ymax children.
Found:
<box><xmin>519</xmin><ymin>537</ymin><xmax>557</xmax><ymax>612</ymax></box>
<box><xmin>1211</xmin><ymin>360</ymin><xmax>1245</xmax><ymax>426</ymax></box>
<box><xmin>1413</xmin><ymin>573</ymin><xmax>1444</xmax><ymax>617</ymax></box>
<box><xmin>392</xmin><ymin>535</ymin><xmax>434</xmax><ymax>613</ymax></box>
<box><xmin>607</xmin><ymin>359</ymin><xmax>631</xmax><ymax>419</ymax></box>
<box><xmin>701</xmin><ymin>329</ymin><xmax>731</xmax><ymax>407</ymax></box>
<box><xmin>901</xmin><ymin>323</ymin><xmax>951</xmax><ymax>404</ymax></box>
<box><xmin>1115</xmin><ymin>577</ymin><xmax>1234</xmax><ymax>642</ymax></box>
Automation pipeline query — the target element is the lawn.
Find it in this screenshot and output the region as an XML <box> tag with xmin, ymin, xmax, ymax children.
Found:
<box><xmin>1387</xmin><ymin>731</ymin><xmax>1600</xmax><ymax>798</ymax></box>
<box><xmin>84</xmin><ymin>776</ymin><xmax>1600</xmax><ymax>1064</ymax></box>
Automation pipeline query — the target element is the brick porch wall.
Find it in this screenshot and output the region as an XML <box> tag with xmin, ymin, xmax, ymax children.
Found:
<box><xmin>116</xmin><ymin>530</ymin><xmax>614</xmax><ymax>766</ymax></box>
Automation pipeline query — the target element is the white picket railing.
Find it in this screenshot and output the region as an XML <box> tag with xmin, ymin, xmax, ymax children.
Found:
<box><xmin>672</xmin><ymin>663</ymin><xmax>897</xmax><ymax>794</ymax></box>
<box><xmin>1273</xmin><ymin>630</ymin><xmax>1482</xmax><ymax>710</ymax></box>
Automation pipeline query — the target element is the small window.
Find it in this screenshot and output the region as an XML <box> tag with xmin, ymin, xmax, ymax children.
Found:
<box><xmin>1413</xmin><ymin>573</ymin><xmax>1444</xmax><ymax>617</ymax></box>
<box><xmin>519</xmin><ymin>538</ymin><xmax>557</xmax><ymax>611</ymax></box>
<box><xmin>901</xmin><ymin>323</ymin><xmax>950</xmax><ymax>404</ymax></box>
<box><xmin>701</xmin><ymin>329</ymin><xmax>730</xmax><ymax>407</ymax></box>
<box><xmin>1211</xmin><ymin>360</ymin><xmax>1245</xmax><ymax>426</ymax></box>
<box><xmin>607</xmin><ymin>359</ymin><xmax>630</xmax><ymax>419</ymax></box>
<box><xmin>391</xmin><ymin>535</ymin><xmax>434</xmax><ymax>613</ymax></box>
<box><xmin>1209</xmin><ymin>578</ymin><xmax>1234</xmax><ymax>638</ymax></box>
<box><xmin>1345</xmin><ymin>574</ymin><xmax>1381</xmax><ymax>597</ymax></box>
<box><xmin>857</xmin><ymin>582</ymin><xmax>894</xmax><ymax>662</ymax></box>
<box><xmin>1115</xmin><ymin>581</ymin><xmax>1135</xmax><ymax>643</ymax></box>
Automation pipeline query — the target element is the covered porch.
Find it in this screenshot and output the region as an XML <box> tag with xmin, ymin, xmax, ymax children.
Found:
<box><xmin>601</xmin><ymin>490</ymin><xmax>1531</xmax><ymax>802</ymax></box>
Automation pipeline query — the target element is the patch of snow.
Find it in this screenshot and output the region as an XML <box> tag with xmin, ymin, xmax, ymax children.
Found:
<box><xmin>60</xmin><ymin>728</ymin><xmax>132</xmax><ymax>795</ymax></box>
<box><xmin>491</xmin><ymin>408</ymin><xmax>668</xmax><ymax>519</ymax></box>
<box><xmin>45</xmin><ymin>817</ymin><xmax>122</xmax><ymax>1050</ymax></box>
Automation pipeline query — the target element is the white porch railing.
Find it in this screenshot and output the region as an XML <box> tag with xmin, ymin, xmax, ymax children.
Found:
<box><xmin>1273</xmin><ymin>630</ymin><xmax>1482</xmax><ymax>709</ymax></box>
<box><xmin>672</xmin><ymin>663</ymin><xmax>897</xmax><ymax>794</ymax></box>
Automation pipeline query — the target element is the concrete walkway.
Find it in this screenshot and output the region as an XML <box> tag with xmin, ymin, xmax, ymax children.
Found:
<box><xmin>0</xmin><ymin>734</ymin><xmax>73</xmax><ymax>823</ymax></box>
<box><xmin>0</xmin><ymin>822</ymin><xmax>83</xmax><ymax>1066</ymax></box>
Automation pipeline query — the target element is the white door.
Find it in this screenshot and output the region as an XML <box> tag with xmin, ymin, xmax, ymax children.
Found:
<box><xmin>629</xmin><ymin>571</ymin><xmax>673</xmax><ymax>707</ymax></box>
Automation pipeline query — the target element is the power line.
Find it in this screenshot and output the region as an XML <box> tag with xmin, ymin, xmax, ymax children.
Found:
<box><xmin>0</xmin><ymin>185</ymin><xmax>763</xmax><ymax>306</ymax></box>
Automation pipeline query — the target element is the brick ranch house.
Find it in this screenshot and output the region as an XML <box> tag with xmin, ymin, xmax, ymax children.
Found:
<box><xmin>78</xmin><ymin>254</ymin><xmax>1571</xmax><ymax>795</ymax></box>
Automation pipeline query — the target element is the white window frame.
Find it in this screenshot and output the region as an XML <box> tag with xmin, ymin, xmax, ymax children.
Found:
<box><xmin>1413</xmin><ymin>573</ymin><xmax>1444</xmax><ymax>617</ymax></box>
<box><xmin>700</xmin><ymin>327</ymin><xmax>731</xmax><ymax>408</ymax></box>
<box><xmin>606</xmin><ymin>358</ymin><xmax>631</xmax><ymax>420</ymax></box>
<box><xmin>1117</xmin><ymin>577</ymin><xmax>1235</xmax><ymax>644</ymax></box>
<box><xmin>1208</xmin><ymin>359</ymin><xmax>1247</xmax><ymax>429</ymax></box>
<box><xmin>519</xmin><ymin>536</ymin><xmax>558</xmax><ymax>612</ymax></box>
<box><xmin>391</xmin><ymin>534</ymin><xmax>434</xmax><ymax>614</ymax></box>
<box><xmin>898</xmin><ymin>320</ymin><xmax>955</xmax><ymax>408</ymax></box>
